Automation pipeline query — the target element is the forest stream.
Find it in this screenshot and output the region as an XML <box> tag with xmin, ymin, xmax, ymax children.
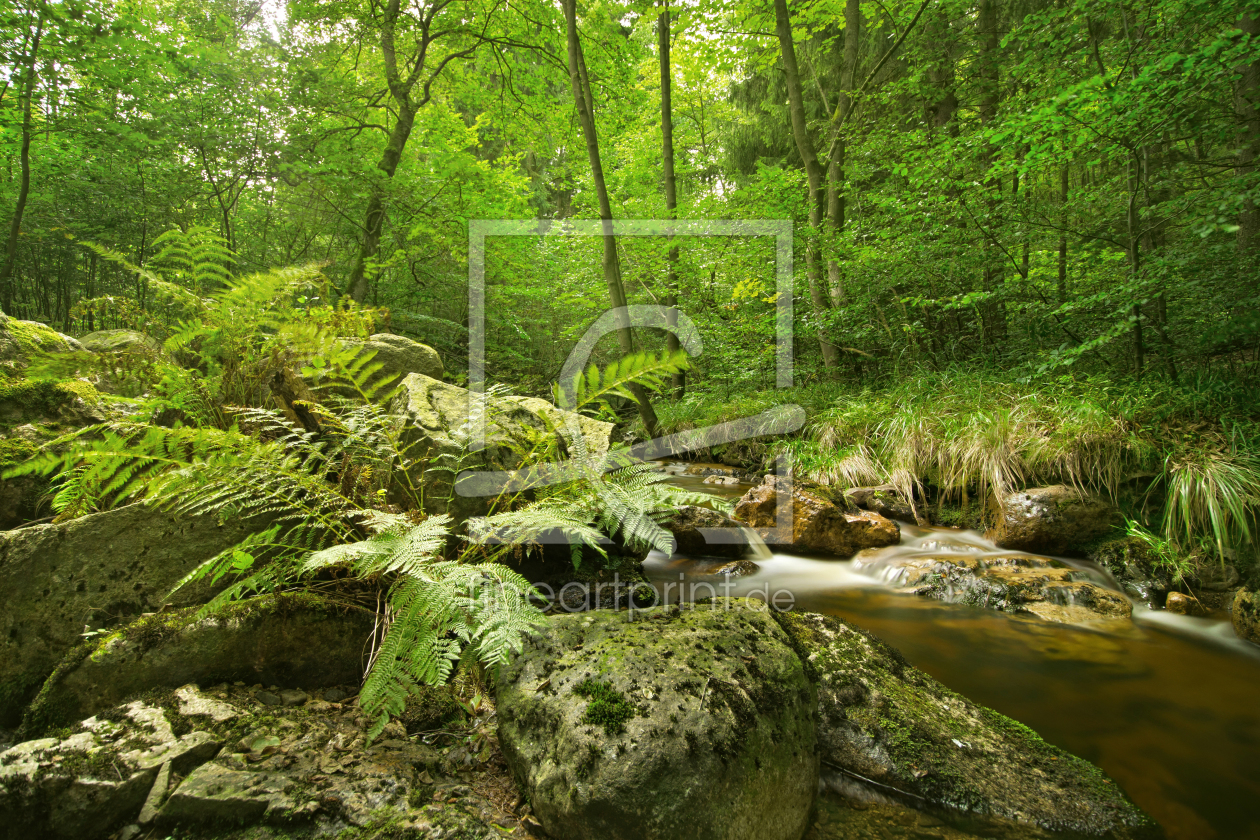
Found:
<box><xmin>645</xmin><ymin>471</ymin><xmax>1260</xmax><ymax>840</ymax></box>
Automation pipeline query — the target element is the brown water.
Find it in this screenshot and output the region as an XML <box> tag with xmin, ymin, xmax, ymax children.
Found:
<box><xmin>643</xmin><ymin>509</ymin><xmax>1260</xmax><ymax>839</ymax></box>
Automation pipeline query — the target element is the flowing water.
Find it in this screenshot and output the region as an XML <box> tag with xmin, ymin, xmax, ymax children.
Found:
<box><xmin>645</xmin><ymin>473</ymin><xmax>1260</xmax><ymax>839</ymax></box>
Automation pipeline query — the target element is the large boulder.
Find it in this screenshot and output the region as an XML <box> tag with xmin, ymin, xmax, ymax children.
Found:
<box><xmin>0</xmin><ymin>314</ymin><xmax>83</xmax><ymax>370</ymax></box>
<box><xmin>0</xmin><ymin>505</ymin><xmax>269</xmax><ymax>726</ymax></box>
<box><xmin>389</xmin><ymin>373</ymin><xmax>613</xmax><ymax>521</ymax></box>
<box><xmin>986</xmin><ymin>486</ymin><xmax>1122</xmax><ymax>557</ymax></box>
<box><xmin>1234</xmin><ymin>589</ymin><xmax>1259</xmax><ymax>645</ymax></box>
<box><xmin>348</xmin><ymin>333</ymin><xmax>443</xmax><ymax>389</ymax></box>
<box><xmin>734</xmin><ymin>475</ymin><xmax>899</xmax><ymax>557</ymax></box>
<box><xmin>0</xmin><ymin>698</ymin><xmax>221</xmax><ymax>840</ymax></box>
<box><xmin>21</xmin><ymin>594</ymin><xmax>372</xmax><ymax>734</ymax></box>
<box><xmin>775</xmin><ymin>611</ymin><xmax>1158</xmax><ymax>838</ymax></box>
<box><xmin>3</xmin><ymin>683</ymin><xmax>527</xmax><ymax>839</ymax></box>
<box><xmin>78</xmin><ymin>329</ymin><xmax>162</xmax><ymax>355</ymax></box>
<box><xmin>495</xmin><ymin>600</ymin><xmax>818</xmax><ymax>840</ymax></box>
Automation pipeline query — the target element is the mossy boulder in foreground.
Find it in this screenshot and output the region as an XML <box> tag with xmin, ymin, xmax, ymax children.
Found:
<box><xmin>0</xmin><ymin>504</ymin><xmax>274</xmax><ymax>727</ymax></box>
<box><xmin>21</xmin><ymin>594</ymin><xmax>372</xmax><ymax>735</ymax></box>
<box><xmin>495</xmin><ymin>600</ymin><xmax>819</xmax><ymax>840</ymax></box>
<box><xmin>776</xmin><ymin>611</ymin><xmax>1159</xmax><ymax>839</ymax></box>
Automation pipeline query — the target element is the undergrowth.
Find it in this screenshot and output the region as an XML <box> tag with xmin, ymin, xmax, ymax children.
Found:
<box><xmin>653</xmin><ymin>369</ymin><xmax>1260</xmax><ymax>563</ymax></box>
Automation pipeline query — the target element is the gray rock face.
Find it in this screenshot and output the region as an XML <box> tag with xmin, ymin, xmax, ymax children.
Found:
<box><xmin>495</xmin><ymin>601</ymin><xmax>818</xmax><ymax>840</ymax></box>
<box><xmin>0</xmin><ymin>698</ymin><xmax>221</xmax><ymax>840</ymax></box>
<box><xmin>389</xmin><ymin>373</ymin><xmax>613</xmax><ymax>521</ymax></box>
<box><xmin>23</xmin><ymin>595</ymin><xmax>372</xmax><ymax>733</ymax></box>
<box><xmin>986</xmin><ymin>486</ymin><xmax>1122</xmax><ymax>557</ymax></box>
<box><xmin>348</xmin><ymin>332</ymin><xmax>444</xmax><ymax>389</ymax></box>
<box><xmin>661</xmin><ymin>505</ymin><xmax>750</xmax><ymax>559</ymax></box>
<box><xmin>734</xmin><ymin>475</ymin><xmax>900</xmax><ymax>557</ymax></box>
<box><xmin>775</xmin><ymin>611</ymin><xmax>1158</xmax><ymax>839</ymax></box>
<box><xmin>0</xmin><ymin>505</ymin><xmax>271</xmax><ymax>726</ymax></box>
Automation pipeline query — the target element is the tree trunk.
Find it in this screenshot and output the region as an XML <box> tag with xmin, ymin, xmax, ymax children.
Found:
<box><xmin>346</xmin><ymin>101</ymin><xmax>419</xmax><ymax>303</ymax></box>
<box><xmin>0</xmin><ymin>14</ymin><xmax>44</xmax><ymax>316</ymax></box>
<box><xmin>773</xmin><ymin>0</ymin><xmax>840</xmax><ymax>372</ymax></box>
<box><xmin>1127</xmin><ymin>153</ymin><xmax>1145</xmax><ymax>377</ymax></box>
<box><xmin>824</xmin><ymin>0</ymin><xmax>861</xmax><ymax>310</ymax></box>
<box><xmin>1058</xmin><ymin>165</ymin><xmax>1069</xmax><ymax>307</ymax></box>
<box><xmin>977</xmin><ymin>0</ymin><xmax>1006</xmax><ymax>350</ymax></box>
<box><xmin>659</xmin><ymin>2</ymin><xmax>684</xmax><ymax>398</ymax></box>
<box><xmin>1235</xmin><ymin>11</ymin><xmax>1260</xmax><ymax>252</ymax></box>
<box><xmin>563</xmin><ymin>0</ymin><xmax>659</xmax><ymax>437</ymax></box>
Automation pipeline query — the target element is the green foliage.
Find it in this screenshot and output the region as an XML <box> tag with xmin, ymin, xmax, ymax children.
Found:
<box><xmin>1124</xmin><ymin>520</ymin><xmax>1194</xmax><ymax>586</ymax></box>
<box><xmin>574</xmin><ymin>678</ymin><xmax>636</xmax><ymax>735</ymax></box>
<box><xmin>658</xmin><ymin>370</ymin><xmax>1260</xmax><ymax>559</ymax></box>
<box><xmin>555</xmin><ymin>349</ymin><xmax>692</xmax><ymax>416</ymax></box>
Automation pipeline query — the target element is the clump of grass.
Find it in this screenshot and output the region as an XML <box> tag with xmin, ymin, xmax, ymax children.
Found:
<box><xmin>1161</xmin><ymin>448</ymin><xmax>1260</xmax><ymax>560</ymax></box>
<box><xmin>653</xmin><ymin>369</ymin><xmax>1260</xmax><ymax>562</ymax></box>
<box><xmin>574</xmin><ymin>678</ymin><xmax>635</xmax><ymax>736</ymax></box>
<box><xmin>1124</xmin><ymin>519</ymin><xmax>1195</xmax><ymax>585</ymax></box>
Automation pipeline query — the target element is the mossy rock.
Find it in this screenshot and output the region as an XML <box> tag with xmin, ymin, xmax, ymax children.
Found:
<box><xmin>0</xmin><ymin>504</ymin><xmax>275</xmax><ymax>727</ymax></box>
<box><xmin>78</xmin><ymin>329</ymin><xmax>162</xmax><ymax>355</ymax></box>
<box><xmin>1086</xmin><ymin>537</ymin><xmax>1177</xmax><ymax>608</ymax></box>
<box><xmin>775</xmin><ymin>611</ymin><xmax>1158</xmax><ymax>838</ymax></box>
<box><xmin>388</xmin><ymin>373</ymin><xmax>613</xmax><ymax>522</ymax></box>
<box><xmin>0</xmin><ymin>316</ymin><xmax>82</xmax><ymax>365</ymax></box>
<box><xmin>986</xmin><ymin>486</ymin><xmax>1122</xmax><ymax>558</ymax></box>
<box><xmin>20</xmin><ymin>594</ymin><xmax>372</xmax><ymax>735</ymax></box>
<box><xmin>0</xmin><ymin>377</ymin><xmax>101</xmax><ymax>428</ymax></box>
<box><xmin>494</xmin><ymin>599</ymin><xmax>818</xmax><ymax>840</ymax></box>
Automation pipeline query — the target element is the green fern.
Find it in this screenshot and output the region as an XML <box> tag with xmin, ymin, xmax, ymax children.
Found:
<box><xmin>554</xmin><ymin>349</ymin><xmax>691</xmax><ymax>415</ymax></box>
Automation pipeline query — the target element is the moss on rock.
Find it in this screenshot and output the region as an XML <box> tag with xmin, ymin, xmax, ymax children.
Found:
<box><xmin>774</xmin><ymin>610</ymin><xmax>1158</xmax><ymax>839</ymax></box>
<box><xmin>494</xmin><ymin>599</ymin><xmax>818</xmax><ymax>840</ymax></box>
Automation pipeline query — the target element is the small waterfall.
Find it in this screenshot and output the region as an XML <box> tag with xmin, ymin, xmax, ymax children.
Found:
<box><xmin>741</xmin><ymin>524</ymin><xmax>772</xmax><ymax>562</ymax></box>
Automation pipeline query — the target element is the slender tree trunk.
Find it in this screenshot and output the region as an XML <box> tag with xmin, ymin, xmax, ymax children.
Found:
<box><xmin>977</xmin><ymin>0</ymin><xmax>1006</xmax><ymax>350</ymax></box>
<box><xmin>773</xmin><ymin>0</ymin><xmax>840</xmax><ymax>372</ymax></box>
<box><xmin>563</xmin><ymin>0</ymin><xmax>659</xmax><ymax>436</ymax></box>
<box><xmin>0</xmin><ymin>14</ymin><xmax>44</xmax><ymax>315</ymax></box>
<box><xmin>1127</xmin><ymin>153</ymin><xmax>1145</xmax><ymax>377</ymax></box>
<box><xmin>659</xmin><ymin>2</ymin><xmax>684</xmax><ymax>398</ymax></box>
<box><xmin>824</xmin><ymin>0</ymin><xmax>861</xmax><ymax>310</ymax></box>
<box><xmin>1235</xmin><ymin>11</ymin><xmax>1260</xmax><ymax>252</ymax></box>
<box><xmin>347</xmin><ymin>102</ymin><xmax>419</xmax><ymax>303</ymax></box>
<box><xmin>1058</xmin><ymin>165</ymin><xmax>1069</xmax><ymax>307</ymax></box>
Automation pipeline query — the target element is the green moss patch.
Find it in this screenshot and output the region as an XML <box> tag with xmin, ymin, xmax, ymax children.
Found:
<box><xmin>574</xmin><ymin>678</ymin><xmax>636</xmax><ymax>736</ymax></box>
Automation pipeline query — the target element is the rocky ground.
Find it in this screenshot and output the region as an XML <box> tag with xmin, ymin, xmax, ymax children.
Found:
<box><xmin>1</xmin><ymin>681</ymin><xmax>542</xmax><ymax>840</ymax></box>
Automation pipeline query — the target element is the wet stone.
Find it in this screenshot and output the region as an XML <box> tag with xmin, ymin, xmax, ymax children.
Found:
<box><xmin>1165</xmin><ymin>592</ymin><xmax>1207</xmax><ymax>617</ymax></box>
